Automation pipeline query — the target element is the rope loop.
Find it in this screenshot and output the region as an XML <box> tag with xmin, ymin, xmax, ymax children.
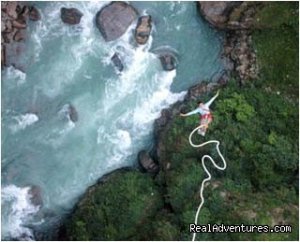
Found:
<box><xmin>189</xmin><ymin>125</ymin><xmax>227</xmax><ymax>241</ymax></box>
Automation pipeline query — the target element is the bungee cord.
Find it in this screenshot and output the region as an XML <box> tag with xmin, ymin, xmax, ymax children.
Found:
<box><xmin>188</xmin><ymin>124</ymin><xmax>227</xmax><ymax>241</ymax></box>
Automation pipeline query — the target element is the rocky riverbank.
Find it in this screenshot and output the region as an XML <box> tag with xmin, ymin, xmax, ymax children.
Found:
<box><xmin>1</xmin><ymin>2</ymin><xmax>40</xmax><ymax>71</ymax></box>
<box><xmin>198</xmin><ymin>1</ymin><xmax>263</xmax><ymax>84</ymax></box>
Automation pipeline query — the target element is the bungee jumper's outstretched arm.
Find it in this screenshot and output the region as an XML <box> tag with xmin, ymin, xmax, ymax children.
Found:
<box><xmin>180</xmin><ymin>90</ymin><xmax>220</xmax><ymax>117</ymax></box>
<box><xmin>204</xmin><ymin>90</ymin><xmax>219</xmax><ymax>109</ymax></box>
<box><xmin>180</xmin><ymin>108</ymin><xmax>199</xmax><ymax>117</ymax></box>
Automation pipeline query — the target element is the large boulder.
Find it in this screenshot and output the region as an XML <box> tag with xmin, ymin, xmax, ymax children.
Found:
<box><xmin>198</xmin><ymin>1</ymin><xmax>260</xmax><ymax>83</ymax></box>
<box><xmin>138</xmin><ymin>150</ymin><xmax>159</xmax><ymax>174</ymax></box>
<box><xmin>198</xmin><ymin>1</ymin><xmax>242</xmax><ymax>29</ymax></box>
<box><xmin>134</xmin><ymin>15</ymin><xmax>152</xmax><ymax>45</ymax></box>
<box><xmin>198</xmin><ymin>1</ymin><xmax>262</xmax><ymax>30</ymax></box>
<box><xmin>12</xmin><ymin>19</ymin><xmax>26</xmax><ymax>29</ymax></box>
<box><xmin>95</xmin><ymin>2</ymin><xmax>138</xmax><ymax>42</ymax></box>
<box><xmin>4</xmin><ymin>1</ymin><xmax>18</xmax><ymax>19</ymax></box>
<box><xmin>60</xmin><ymin>7</ymin><xmax>83</xmax><ymax>25</ymax></box>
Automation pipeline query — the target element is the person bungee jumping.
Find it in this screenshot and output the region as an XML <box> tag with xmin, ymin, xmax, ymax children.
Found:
<box><xmin>180</xmin><ymin>90</ymin><xmax>219</xmax><ymax>136</ymax></box>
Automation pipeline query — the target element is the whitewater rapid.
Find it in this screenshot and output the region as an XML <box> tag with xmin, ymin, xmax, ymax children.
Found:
<box><xmin>1</xmin><ymin>2</ymin><xmax>224</xmax><ymax>240</ymax></box>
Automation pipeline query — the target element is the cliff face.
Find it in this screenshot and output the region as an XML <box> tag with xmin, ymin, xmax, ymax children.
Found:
<box><xmin>198</xmin><ymin>1</ymin><xmax>298</xmax><ymax>87</ymax></box>
<box><xmin>198</xmin><ymin>1</ymin><xmax>261</xmax><ymax>30</ymax></box>
<box><xmin>1</xmin><ymin>2</ymin><xmax>40</xmax><ymax>71</ymax></box>
<box><xmin>198</xmin><ymin>1</ymin><xmax>263</xmax><ymax>84</ymax></box>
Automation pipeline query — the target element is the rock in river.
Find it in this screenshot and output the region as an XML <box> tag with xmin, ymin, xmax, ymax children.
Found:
<box><xmin>68</xmin><ymin>104</ymin><xmax>78</xmax><ymax>122</ymax></box>
<box><xmin>29</xmin><ymin>6</ymin><xmax>41</xmax><ymax>21</ymax></box>
<box><xmin>95</xmin><ymin>2</ymin><xmax>138</xmax><ymax>42</ymax></box>
<box><xmin>28</xmin><ymin>185</ymin><xmax>43</xmax><ymax>207</ymax></box>
<box><xmin>138</xmin><ymin>150</ymin><xmax>159</xmax><ymax>174</ymax></box>
<box><xmin>59</xmin><ymin>104</ymin><xmax>78</xmax><ymax>122</ymax></box>
<box><xmin>159</xmin><ymin>53</ymin><xmax>177</xmax><ymax>71</ymax></box>
<box><xmin>60</xmin><ymin>7</ymin><xmax>83</xmax><ymax>25</ymax></box>
<box><xmin>111</xmin><ymin>52</ymin><xmax>124</xmax><ymax>72</ymax></box>
<box><xmin>198</xmin><ymin>1</ymin><xmax>242</xmax><ymax>29</ymax></box>
<box><xmin>135</xmin><ymin>15</ymin><xmax>152</xmax><ymax>45</ymax></box>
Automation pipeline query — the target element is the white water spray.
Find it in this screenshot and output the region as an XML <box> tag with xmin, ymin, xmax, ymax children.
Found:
<box><xmin>1</xmin><ymin>185</ymin><xmax>41</xmax><ymax>240</ymax></box>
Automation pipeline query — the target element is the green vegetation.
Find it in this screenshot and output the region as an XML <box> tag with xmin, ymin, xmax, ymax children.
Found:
<box><xmin>66</xmin><ymin>86</ymin><xmax>298</xmax><ymax>240</ymax></box>
<box><xmin>253</xmin><ymin>2</ymin><xmax>298</xmax><ymax>31</ymax></box>
<box><xmin>66</xmin><ymin>170</ymin><xmax>163</xmax><ymax>240</ymax></box>
<box><xmin>252</xmin><ymin>2</ymin><xmax>298</xmax><ymax>96</ymax></box>
<box><xmin>65</xmin><ymin>2</ymin><xmax>298</xmax><ymax>241</ymax></box>
<box><xmin>161</xmin><ymin>80</ymin><xmax>298</xmax><ymax>240</ymax></box>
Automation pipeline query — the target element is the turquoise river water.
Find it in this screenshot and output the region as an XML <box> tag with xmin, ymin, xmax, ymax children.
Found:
<box><xmin>1</xmin><ymin>1</ymin><xmax>224</xmax><ymax>240</ymax></box>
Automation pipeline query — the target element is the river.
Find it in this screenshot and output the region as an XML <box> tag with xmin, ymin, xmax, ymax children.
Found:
<box><xmin>1</xmin><ymin>1</ymin><xmax>224</xmax><ymax>240</ymax></box>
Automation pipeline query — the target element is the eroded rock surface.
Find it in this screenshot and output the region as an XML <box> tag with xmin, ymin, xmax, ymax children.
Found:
<box><xmin>60</xmin><ymin>7</ymin><xmax>83</xmax><ymax>25</ymax></box>
<box><xmin>1</xmin><ymin>2</ymin><xmax>41</xmax><ymax>70</ymax></box>
<box><xmin>135</xmin><ymin>15</ymin><xmax>152</xmax><ymax>45</ymax></box>
<box><xmin>138</xmin><ymin>150</ymin><xmax>159</xmax><ymax>174</ymax></box>
<box><xmin>95</xmin><ymin>2</ymin><xmax>138</xmax><ymax>42</ymax></box>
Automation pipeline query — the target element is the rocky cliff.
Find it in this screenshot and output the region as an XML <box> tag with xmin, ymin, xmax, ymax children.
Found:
<box><xmin>1</xmin><ymin>2</ymin><xmax>40</xmax><ymax>71</ymax></box>
<box><xmin>198</xmin><ymin>1</ymin><xmax>263</xmax><ymax>84</ymax></box>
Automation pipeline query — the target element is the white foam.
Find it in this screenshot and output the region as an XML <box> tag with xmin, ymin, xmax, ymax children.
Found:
<box><xmin>1</xmin><ymin>185</ymin><xmax>40</xmax><ymax>240</ymax></box>
<box><xmin>84</xmin><ymin>74</ymin><xmax>92</xmax><ymax>79</ymax></box>
<box><xmin>3</xmin><ymin>66</ymin><xmax>26</xmax><ymax>87</ymax></box>
<box><xmin>30</xmin><ymin>2</ymin><xmax>107</xmax><ymax>98</ymax></box>
<box><xmin>58</xmin><ymin>120</ymin><xmax>75</xmax><ymax>135</ymax></box>
<box><xmin>10</xmin><ymin>113</ymin><xmax>39</xmax><ymax>133</ymax></box>
<box><xmin>113</xmin><ymin>130</ymin><xmax>131</xmax><ymax>159</ymax></box>
<box><xmin>31</xmin><ymin>20</ymin><xmax>44</xmax><ymax>62</ymax></box>
<box><xmin>95</xmin><ymin>19</ymin><xmax>186</xmax><ymax>172</ymax></box>
<box><xmin>41</xmin><ymin>105</ymin><xmax>76</xmax><ymax>148</ymax></box>
<box><xmin>169</xmin><ymin>2</ymin><xmax>176</xmax><ymax>11</ymax></box>
<box><xmin>176</xmin><ymin>3</ymin><xmax>187</xmax><ymax>15</ymax></box>
<box><xmin>101</xmin><ymin>23</ymin><xmax>158</xmax><ymax>113</ymax></box>
<box><xmin>115</xmin><ymin>129</ymin><xmax>132</xmax><ymax>150</ymax></box>
<box><xmin>169</xmin><ymin>2</ymin><xmax>187</xmax><ymax>16</ymax></box>
<box><xmin>132</xmin><ymin>70</ymin><xmax>186</xmax><ymax>134</ymax></box>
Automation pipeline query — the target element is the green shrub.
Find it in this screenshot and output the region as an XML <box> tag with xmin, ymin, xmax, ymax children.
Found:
<box><xmin>252</xmin><ymin>2</ymin><xmax>299</xmax><ymax>96</ymax></box>
<box><xmin>66</xmin><ymin>170</ymin><xmax>163</xmax><ymax>240</ymax></box>
<box><xmin>159</xmin><ymin>80</ymin><xmax>298</xmax><ymax>240</ymax></box>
